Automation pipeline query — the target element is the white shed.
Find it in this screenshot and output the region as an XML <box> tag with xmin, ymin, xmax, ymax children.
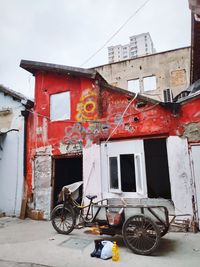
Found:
<box><xmin>0</xmin><ymin>85</ymin><xmax>33</xmax><ymax>217</ymax></box>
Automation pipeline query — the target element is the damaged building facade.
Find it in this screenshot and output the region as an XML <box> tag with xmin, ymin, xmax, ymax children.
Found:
<box><xmin>95</xmin><ymin>47</ymin><xmax>190</xmax><ymax>102</ymax></box>
<box><xmin>0</xmin><ymin>85</ymin><xmax>33</xmax><ymax>217</ymax></box>
<box><xmin>20</xmin><ymin>59</ymin><xmax>200</xmax><ymax>230</ymax></box>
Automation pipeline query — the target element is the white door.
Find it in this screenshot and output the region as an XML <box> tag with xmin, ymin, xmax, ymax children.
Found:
<box><xmin>101</xmin><ymin>140</ymin><xmax>147</xmax><ymax>199</ymax></box>
<box><xmin>191</xmin><ymin>145</ymin><xmax>200</xmax><ymax>228</ymax></box>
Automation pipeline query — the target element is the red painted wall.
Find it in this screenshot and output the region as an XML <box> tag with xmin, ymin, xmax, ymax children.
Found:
<box><xmin>25</xmin><ymin>70</ymin><xmax>200</xmax><ymax>196</ymax></box>
<box><xmin>179</xmin><ymin>97</ymin><xmax>200</xmax><ymax>124</ymax></box>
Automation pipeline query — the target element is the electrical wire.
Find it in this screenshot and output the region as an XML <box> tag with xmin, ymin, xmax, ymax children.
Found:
<box><xmin>80</xmin><ymin>0</ymin><xmax>151</xmax><ymax>67</ymax></box>
<box><xmin>25</xmin><ymin>100</ymin><xmax>159</xmax><ymax>124</ymax></box>
<box><xmin>104</xmin><ymin>93</ymin><xmax>138</xmax><ymax>145</ymax></box>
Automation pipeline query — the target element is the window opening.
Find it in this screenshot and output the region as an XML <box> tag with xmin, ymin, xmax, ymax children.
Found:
<box><xmin>109</xmin><ymin>157</ymin><xmax>119</xmax><ymax>190</ymax></box>
<box><xmin>50</xmin><ymin>91</ymin><xmax>70</xmax><ymax>121</ymax></box>
<box><xmin>143</xmin><ymin>76</ymin><xmax>156</xmax><ymax>91</ymax></box>
<box><xmin>127</xmin><ymin>79</ymin><xmax>140</xmax><ymax>93</ymax></box>
<box><xmin>120</xmin><ymin>154</ymin><xmax>136</xmax><ymax>192</ymax></box>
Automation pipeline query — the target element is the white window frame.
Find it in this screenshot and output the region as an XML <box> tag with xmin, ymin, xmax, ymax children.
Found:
<box><xmin>108</xmin><ymin>153</ymin><xmax>143</xmax><ymax>194</ymax></box>
<box><xmin>101</xmin><ymin>140</ymin><xmax>147</xmax><ymax>199</ymax></box>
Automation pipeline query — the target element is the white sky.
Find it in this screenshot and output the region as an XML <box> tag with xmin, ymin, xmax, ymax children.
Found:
<box><xmin>0</xmin><ymin>0</ymin><xmax>191</xmax><ymax>98</ymax></box>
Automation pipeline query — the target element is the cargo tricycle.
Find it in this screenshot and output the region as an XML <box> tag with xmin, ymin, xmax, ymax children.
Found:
<box><xmin>51</xmin><ymin>182</ymin><xmax>172</xmax><ymax>255</ymax></box>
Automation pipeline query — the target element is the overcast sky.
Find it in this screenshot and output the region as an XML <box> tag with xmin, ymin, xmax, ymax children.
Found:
<box><xmin>0</xmin><ymin>0</ymin><xmax>191</xmax><ymax>98</ymax></box>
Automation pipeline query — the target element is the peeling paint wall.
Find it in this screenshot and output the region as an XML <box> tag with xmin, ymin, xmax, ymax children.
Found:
<box><xmin>95</xmin><ymin>47</ymin><xmax>190</xmax><ymax>101</ymax></box>
<box><xmin>183</xmin><ymin>122</ymin><xmax>200</xmax><ymax>142</ymax></box>
<box><xmin>34</xmin><ymin>155</ymin><xmax>52</xmax><ymax>219</ymax></box>
<box><xmin>167</xmin><ymin>137</ymin><xmax>193</xmax><ymax>218</ymax></box>
<box><xmin>179</xmin><ymin>97</ymin><xmax>200</xmax><ymax>142</ymax></box>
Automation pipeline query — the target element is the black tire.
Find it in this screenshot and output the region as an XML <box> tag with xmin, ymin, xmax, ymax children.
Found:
<box><xmin>51</xmin><ymin>204</ymin><xmax>76</xmax><ymax>235</ymax></box>
<box><xmin>122</xmin><ymin>214</ymin><xmax>161</xmax><ymax>255</ymax></box>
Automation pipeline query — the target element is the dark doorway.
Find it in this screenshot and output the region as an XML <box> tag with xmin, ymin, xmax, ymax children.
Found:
<box><xmin>144</xmin><ymin>138</ymin><xmax>171</xmax><ymax>199</ymax></box>
<box><xmin>53</xmin><ymin>156</ymin><xmax>82</xmax><ymax>207</ymax></box>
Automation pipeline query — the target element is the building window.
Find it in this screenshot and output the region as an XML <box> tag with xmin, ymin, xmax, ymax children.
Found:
<box><xmin>50</xmin><ymin>91</ymin><xmax>70</xmax><ymax>121</ymax></box>
<box><xmin>101</xmin><ymin>140</ymin><xmax>147</xmax><ymax>197</ymax></box>
<box><xmin>143</xmin><ymin>76</ymin><xmax>156</xmax><ymax>91</ymax></box>
<box><xmin>128</xmin><ymin>79</ymin><xmax>140</xmax><ymax>93</ymax></box>
<box><xmin>120</xmin><ymin>154</ymin><xmax>136</xmax><ymax>192</ymax></box>
<box><xmin>109</xmin><ymin>157</ymin><xmax>119</xmax><ymax>190</ymax></box>
<box><xmin>109</xmin><ymin>154</ymin><xmax>138</xmax><ymax>192</ymax></box>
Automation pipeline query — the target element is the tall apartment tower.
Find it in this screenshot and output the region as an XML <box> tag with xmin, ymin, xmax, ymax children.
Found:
<box><xmin>108</xmin><ymin>32</ymin><xmax>155</xmax><ymax>63</ymax></box>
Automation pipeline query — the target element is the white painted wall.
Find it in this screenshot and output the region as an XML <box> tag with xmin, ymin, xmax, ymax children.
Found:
<box><xmin>167</xmin><ymin>136</ymin><xmax>193</xmax><ymax>219</ymax></box>
<box><xmin>82</xmin><ymin>138</ymin><xmax>193</xmax><ymax>223</ymax></box>
<box><xmin>83</xmin><ymin>144</ymin><xmax>102</xmax><ymax>203</ymax></box>
<box><xmin>191</xmin><ymin>145</ymin><xmax>200</xmax><ymax>228</ymax></box>
<box><xmin>0</xmin><ymin>92</ymin><xmax>25</xmax><ymax>216</ymax></box>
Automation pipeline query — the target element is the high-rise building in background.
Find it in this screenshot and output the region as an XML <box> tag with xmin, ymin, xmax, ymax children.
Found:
<box><xmin>108</xmin><ymin>32</ymin><xmax>156</xmax><ymax>63</ymax></box>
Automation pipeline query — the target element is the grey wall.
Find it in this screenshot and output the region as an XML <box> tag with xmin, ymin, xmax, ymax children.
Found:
<box><xmin>95</xmin><ymin>47</ymin><xmax>190</xmax><ymax>101</ymax></box>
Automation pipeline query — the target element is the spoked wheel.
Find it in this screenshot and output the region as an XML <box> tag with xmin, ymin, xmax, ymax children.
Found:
<box><xmin>51</xmin><ymin>204</ymin><xmax>76</xmax><ymax>235</ymax></box>
<box><xmin>122</xmin><ymin>214</ymin><xmax>161</xmax><ymax>255</ymax></box>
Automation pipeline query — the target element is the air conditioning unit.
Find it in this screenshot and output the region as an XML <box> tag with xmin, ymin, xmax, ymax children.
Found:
<box><xmin>163</xmin><ymin>89</ymin><xmax>173</xmax><ymax>102</ymax></box>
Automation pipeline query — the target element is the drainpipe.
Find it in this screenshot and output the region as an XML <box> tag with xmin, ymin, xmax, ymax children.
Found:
<box><xmin>21</xmin><ymin>110</ymin><xmax>29</xmax><ymax>177</ymax></box>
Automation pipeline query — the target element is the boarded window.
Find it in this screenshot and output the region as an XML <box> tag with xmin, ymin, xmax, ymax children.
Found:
<box><xmin>170</xmin><ymin>69</ymin><xmax>186</xmax><ymax>87</ymax></box>
<box><xmin>50</xmin><ymin>91</ymin><xmax>70</xmax><ymax>121</ymax></box>
<box><xmin>143</xmin><ymin>76</ymin><xmax>156</xmax><ymax>91</ymax></box>
<box><xmin>127</xmin><ymin>79</ymin><xmax>140</xmax><ymax>93</ymax></box>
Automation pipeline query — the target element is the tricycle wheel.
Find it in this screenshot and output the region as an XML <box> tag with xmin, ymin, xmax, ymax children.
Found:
<box><xmin>157</xmin><ymin>223</ymin><xmax>169</xmax><ymax>237</ymax></box>
<box><xmin>122</xmin><ymin>214</ymin><xmax>160</xmax><ymax>255</ymax></box>
<box><xmin>51</xmin><ymin>204</ymin><xmax>75</xmax><ymax>235</ymax></box>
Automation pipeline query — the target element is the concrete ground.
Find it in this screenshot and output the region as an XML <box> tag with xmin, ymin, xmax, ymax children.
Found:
<box><xmin>0</xmin><ymin>217</ymin><xmax>200</xmax><ymax>267</ymax></box>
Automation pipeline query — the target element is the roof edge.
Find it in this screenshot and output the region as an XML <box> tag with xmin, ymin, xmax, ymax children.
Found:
<box><xmin>0</xmin><ymin>85</ymin><xmax>33</xmax><ymax>107</ymax></box>
<box><xmin>20</xmin><ymin>59</ymin><xmax>100</xmax><ymax>81</ymax></box>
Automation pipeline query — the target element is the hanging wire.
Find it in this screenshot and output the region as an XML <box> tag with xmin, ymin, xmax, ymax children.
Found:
<box><xmin>104</xmin><ymin>93</ymin><xmax>138</xmax><ymax>145</ymax></box>
<box><xmin>80</xmin><ymin>0</ymin><xmax>151</xmax><ymax>67</ymax></box>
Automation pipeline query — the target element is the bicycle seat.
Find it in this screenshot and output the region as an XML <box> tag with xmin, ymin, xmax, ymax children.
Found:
<box><xmin>86</xmin><ymin>195</ymin><xmax>97</xmax><ymax>200</ymax></box>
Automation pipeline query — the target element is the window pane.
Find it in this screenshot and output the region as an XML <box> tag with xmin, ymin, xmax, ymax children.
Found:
<box><xmin>109</xmin><ymin>157</ymin><xmax>119</xmax><ymax>189</ymax></box>
<box><xmin>127</xmin><ymin>79</ymin><xmax>140</xmax><ymax>93</ymax></box>
<box><xmin>120</xmin><ymin>154</ymin><xmax>136</xmax><ymax>192</ymax></box>
<box><xmin>143</xmin><ymin>76</ymin><xmax>156</xmax><ymax>91</ymax></box>
<box><xmin>50</xmin><ymin>91</ymin><xmax>70</xmax><ymax>121</ymax></box>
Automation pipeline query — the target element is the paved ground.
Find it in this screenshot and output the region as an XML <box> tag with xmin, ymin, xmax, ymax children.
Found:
<box><xmin>0</xmin><ymin>217</ymin><xmax>200</xmax><ymax>267</ymax></box>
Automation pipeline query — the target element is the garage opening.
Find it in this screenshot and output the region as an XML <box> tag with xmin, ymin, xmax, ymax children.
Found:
<box><xmin>52</xmin><ymin>156</ymin><xmax>82</xmax><ymax>208</ymax></box>
<box><xmin>144</xmin><ymin>138</ymin><xmax>171</xmax><ymax>199</ymax></box>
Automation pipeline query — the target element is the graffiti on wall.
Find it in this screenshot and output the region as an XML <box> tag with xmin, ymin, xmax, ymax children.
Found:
<box><xmin>61</xmin><ymin>121</ymin><xmax>110</xmax><ymax>148</ymax></box>
<box><xmin>76</xmin><ymin>89</ymin><xmax>98</xmax><ymax>121</ymax></box>
<box><xmin>59</xmin><ymin>91</ymin><xmax>156</xmax><ymax>151</ymax></box>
